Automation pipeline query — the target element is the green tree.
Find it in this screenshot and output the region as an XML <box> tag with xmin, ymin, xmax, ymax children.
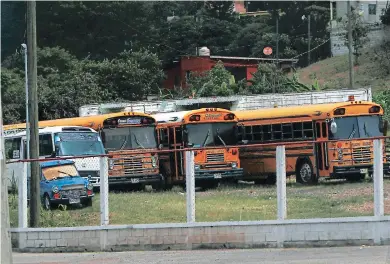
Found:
<box><xmin>82</xmin><ymin>49</ymin><xmax>165</xmax><ymax>101</ymax></box>
<box><xmin>343</xmin><ymin>7</ymin><xmax>369</xmax><ymax>65</ymax></box>
<box><xmin>2</xmin><ymin>47</ymin><xmax>104</xmax><ymax>123</ymax></box>
<box><xmin>1</xmin><ymin>68</ymin><xmax>26</xmax><ymax>124</ymax></box>
<box><xmin>187</xmin><ymin>61</ymin><xmax>237</xmax><ymax>97</ymax></box>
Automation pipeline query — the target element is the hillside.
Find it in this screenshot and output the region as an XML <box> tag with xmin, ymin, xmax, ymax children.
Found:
<box><xmin>293</xmin><ymin>50</ymin><xmax>390</xmax><ymax>92</ymax></box>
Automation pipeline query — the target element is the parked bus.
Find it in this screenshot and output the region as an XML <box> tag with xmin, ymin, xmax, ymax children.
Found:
<box><xmin>4</xmin><ymin>126</ymin><xmax>104</xmax><ymax>190</ymax></box>
<box><xmin>233</xmin><ymin>101</ymin><xmax>389</xmax><ymax>185</ymax></box>
<box><xmin>4</xmin><ymin>112</ymin><xmax>162</xmax><ymax>189</ymax></box>
<box><xmin>153</xmin><ymin>108</ymin><xmax>243</xmax><ymax>189</ymax></box>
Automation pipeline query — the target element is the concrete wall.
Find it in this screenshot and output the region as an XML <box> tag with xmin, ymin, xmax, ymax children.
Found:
<box><xmin>11</xmin><ymin>216</ymin><xmax>390</xmax><ymax>253</ymax></box>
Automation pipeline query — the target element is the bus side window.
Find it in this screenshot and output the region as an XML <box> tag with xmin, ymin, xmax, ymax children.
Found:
<box><xmin>39</xmin><ymin>134</ymin><xmax>53</xmax><ymax>156</ymax></box>
<box><xmin>5</xmin><ymin>138</ymin><xmax>21</xmax><ymax>159</ymax></box>
<box><xmin>159</xmin><ymin>128</ymin><xmax>169</xmax><ymax>147</ymax></box>
<box><xmin>293</xmin><ymin>123</ymin><xmax>303</xmax><ymax>139</ymax></box>
<box><xmin>315</xmin><ymin>123</ymin><xmax>321</xmax><ymax>138</ymax></box>
<box><xmin>303</xmin><ymin>122</ymin><xmax>314</xmax><ymax>139</ymax></box>
<box><xmin>322</xmin><ymin>123</ymin><xmax>328</xmax><ymax>138</ymax></box>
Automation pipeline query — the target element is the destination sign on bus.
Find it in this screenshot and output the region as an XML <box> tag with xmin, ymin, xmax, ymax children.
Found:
<box><xmin>205</xmin><ymin>113</ymin><xmax>222</xmax><ymax>120</ymax></box>
<box><xmin>117</xmin><ymin>117</ymin><xmax>142</xmax><ymax>125</ymax></box>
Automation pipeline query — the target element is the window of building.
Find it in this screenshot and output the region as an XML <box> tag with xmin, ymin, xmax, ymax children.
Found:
<box><xmin>369</xmin><ymin>4</ymin><xmax>376</xmax><ymax>15</ymax></box>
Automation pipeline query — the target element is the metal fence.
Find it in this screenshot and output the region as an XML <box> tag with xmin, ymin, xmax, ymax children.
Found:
<box><xmin>6</xmin><ymin>137</ymin><xmax>389</xmax><ymax>229</ymax></box>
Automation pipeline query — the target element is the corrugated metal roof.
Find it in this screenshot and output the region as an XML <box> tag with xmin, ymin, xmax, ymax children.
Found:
<box><xmin>210</xmin><ymin>55</ymin><xmax>298</xmax><ymax>63</ymax></box>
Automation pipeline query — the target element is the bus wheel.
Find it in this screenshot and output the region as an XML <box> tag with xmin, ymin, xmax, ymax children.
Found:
<box><xmin>296</xmin><ymin>160</ymin><xmax>315</xmax><ymax>184</ymax></box>
<box><xmin>346</xmin><ymin>174</ymin><xmax>362</xmax><ymax>182</ymax></box>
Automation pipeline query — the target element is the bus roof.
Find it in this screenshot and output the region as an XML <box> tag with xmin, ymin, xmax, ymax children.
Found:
<box><xmin>152</xmin><ymin>111</ymin><xmax>191</xmax><ymax>123</ymax></box>
<box><xmin>3</xmin><ymin>111</ymin><xmax>156</xmax><ymax>131</ymax></box>
<box><xmin>233</xmin><ymin>101</ymin><xmax>383</xmax><ymax>121</ymax></box>
<box><xmin>4</xmin><ymin>126</ymin><xmax>97</xmax><ymax>138</ymax></box>
<box><xmin>154</xmin><ymin>108</ymin><xmax>238</xmax><ymax>125</ymax></box>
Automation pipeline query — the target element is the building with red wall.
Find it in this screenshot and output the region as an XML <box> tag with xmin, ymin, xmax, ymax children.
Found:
<box><xmin>163</xmin><ymin>53</ymin><xmax>298</xmax><ymax>90</ymax></box>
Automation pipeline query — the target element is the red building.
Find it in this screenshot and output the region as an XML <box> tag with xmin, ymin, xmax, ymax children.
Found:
<box><xmin>163</xmin><ymin>52</ymin><xmax>298</xmax><ymax>90</ymax></box>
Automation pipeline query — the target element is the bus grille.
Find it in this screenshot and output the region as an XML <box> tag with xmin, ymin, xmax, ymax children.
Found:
<box><xmin>352</xmin><ymin>146</ymin><xmax>371</xmax><ymax>164</ymax></box>
<box><xmin>121</xmin><ymin>157</ymin><xmax>144</xmax><ymax>175</ymax></box>
<box><xmin>206</xmin><ymin>153</ymin><xmax>224</xmax><ymax>162</ymax></box>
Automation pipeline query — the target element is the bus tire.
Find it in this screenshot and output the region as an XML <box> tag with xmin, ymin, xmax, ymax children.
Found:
<box><xmin>296</xmin><ymin>159</ymin><xmax>316</xmax><ymax>185</ymax></box>
<box><xmin>265</xmin><ymin>174</ymin><xmax>276</xmax><ymax>185</ymax></box>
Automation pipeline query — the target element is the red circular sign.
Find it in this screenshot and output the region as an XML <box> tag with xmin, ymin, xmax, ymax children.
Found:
<box><xmin>263</xmin><ymin>47</ymin><xmax>273</xmax><ymax>56</ymax></box>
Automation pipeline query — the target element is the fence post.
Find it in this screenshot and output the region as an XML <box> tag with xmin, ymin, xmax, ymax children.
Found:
<box><xmin>276</xmin><ymin>145</ymin><xmax>287</xmax><ymax>220</ymax></box>
<box><xmin>185</xmin><ymin>151</ymin><xmax>195</xmax><ymax>223</ymax></box>
<box><xmin>100</xmin><ymin>157</ymin><xmax>109</xmax><ymax>225</ymax></box>
<box><xmin>18</xmin><ymin>162</ymin><xmax>28</xmax><ymax>228</ymax></box>
<box><xmin>373</xmin><ymin>139</ymin><xmax>384</xmax><ymax>218</ymax></box>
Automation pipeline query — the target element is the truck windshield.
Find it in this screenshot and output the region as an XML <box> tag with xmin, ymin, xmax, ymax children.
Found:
<box><xmin>185</xmin><ymin>122</ymin><xmax>237</xmax><ymax>147</ymax></box>
<box><xmin>102</xmin><ymin>126</ymin><xmax>157</xmax><ymax>150</ymax></box>
<box><xmin>329</xmin><ymin>115</ymin><xmax>383</xmax><ymax>140</ymax></box>
<box><xmin>42</xmin><ymin>164</ymin><xmax>78</xmax><ymax>181</ymax></box>
<box><xmin>55</xmin><ymin>132</ymin><xmax>105</xmax><ymax>156</ymax></box>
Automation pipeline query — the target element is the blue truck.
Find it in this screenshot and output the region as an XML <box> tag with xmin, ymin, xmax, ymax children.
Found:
<box><xmin>28</xmin><ymin>160</ymin><xmax>95</xmax><ymax>210</ymax></box>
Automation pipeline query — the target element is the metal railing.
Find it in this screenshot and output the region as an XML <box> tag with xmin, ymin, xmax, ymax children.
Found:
<box><xmin>9</xmin><ymin>137</ymin><xmax>389</xmax><ymax>228</ymax></box>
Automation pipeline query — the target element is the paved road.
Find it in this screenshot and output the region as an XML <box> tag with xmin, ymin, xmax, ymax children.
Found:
<box><xmin>13</xmin><ymin>246</ymin><xmax>390</xmax><ymax>264</ymax></box>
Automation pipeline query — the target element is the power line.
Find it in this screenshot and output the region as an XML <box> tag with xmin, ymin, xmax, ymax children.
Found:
<box><xmin>291</xmin><ymin>38</ymin><xmax>330</xmax><ymax>59</ymax></box>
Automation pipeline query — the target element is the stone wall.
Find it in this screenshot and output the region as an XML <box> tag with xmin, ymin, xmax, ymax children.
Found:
<box><xmin>10</xmin><ymin>216</ymin><xmax>390</xmax><ymax>253</ymax></box>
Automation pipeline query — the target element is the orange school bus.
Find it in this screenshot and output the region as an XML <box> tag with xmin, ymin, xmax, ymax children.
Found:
<box><xmin>233</xmin><ymin>101</ymin><xmax>389</xmax><ymax>185</ymax></box>
<box><xmin>153</xmin><ymin>108</ymin><xmax>243</xmax><ymax>188</ymax></box>
<box><xmin>4</xmin><ymin>112</ymin><xmax>162</xmax><ymax>188</ymax></box>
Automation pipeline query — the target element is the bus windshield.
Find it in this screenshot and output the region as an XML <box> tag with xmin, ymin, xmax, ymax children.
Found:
<box><xmin>329</xmin><ymin>115</ymin><xmax>383</xmax><ymax>140</ymax></box>
<box><xmin>185</xmin><ymin>122</ymin><xmax>237</xmax><ymax>147</ymax></box>
<box><xmin>55</xmin><ymin>132</ymin><xmax>105</xmax><ymax>156</ymax></box>
<box><xmin>102</xmin><ymin>126</ymin><xmax>157</xmax><ymax>150</ymax></box>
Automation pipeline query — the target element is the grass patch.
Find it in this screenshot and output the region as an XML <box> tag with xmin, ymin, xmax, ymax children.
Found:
<box><xmin>8</xmin><ymin>180</ymin><xmax>390</xmax><ymax>228</ymax></box>
<box><xmin>293</xmin><ymin>49</ymin><xmax>390</xmax><ymax>91</ymax></box>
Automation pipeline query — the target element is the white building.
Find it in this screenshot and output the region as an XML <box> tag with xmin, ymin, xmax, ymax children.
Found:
<box><xmin>330</xmin><ymin>0</ymin><xmax>389</xmax><ymax>56</ymax></box>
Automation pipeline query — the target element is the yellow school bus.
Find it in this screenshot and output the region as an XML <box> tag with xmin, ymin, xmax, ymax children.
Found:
<box><xmin>4</xmin><ymin>112</ymin><xmax>163</xmax><ymax>189</ymax></box>
<box><xmin>153</xmin><ymin>108</ymin><xmax>243</xmax><ymax>189</ymax></box>
<box><xmin>234</xmin><ymin>101</ymin><xmax>388</xmax><ymax>184</ymax></box>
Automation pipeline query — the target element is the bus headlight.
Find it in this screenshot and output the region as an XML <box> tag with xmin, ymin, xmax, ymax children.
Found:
<box><xmin>52</xmin><ymin>186</ymin><xmax>59</xmax><ymax>194</ymax></box>
<box><xmin>109</xmin><ymin>159</ymin><xmax>114</xmax><ymax>170</ymax></box>
<box><xmin>86</xmin><ymin>182</ymin><xmax>93</xmax><ymax>191</ymax></box>
<box><xmin>231</xmin><ymin>162</ymin><xmax>237</xmax><ymax>168</ymax></box>
<box><xmin>194</xmin><ymin>165</ymin><xmax>200</xmax><ymax>170</ymax></box>
<box><xmin>151</xmin><ymin>156</ymin><xmax>157</xmax><ymax>168</ymax></box>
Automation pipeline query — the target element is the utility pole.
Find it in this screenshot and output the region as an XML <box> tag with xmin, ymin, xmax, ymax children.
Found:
<box><xmin>274</xmin><ymin>13</ymin><xmax>279</xmax><ymax>94</ymax></box>
<box><xmin>308</xmin><ymin>14</ymin><xmax>311</xmax><ymax>66</ymax></box>
<box><xmin>347</xmin><ymin>0</ymin><xmax>354</xmax><ymax>89</ymax></box>
<box><xmin>0</xmin><ymin>88</ymin><xmax>14</xmax><ymax>263</ymax></box>
<box><xmin>27</xmin><ymin>1</ymin><xmax>40</xmax><ymax>227</ymax></box>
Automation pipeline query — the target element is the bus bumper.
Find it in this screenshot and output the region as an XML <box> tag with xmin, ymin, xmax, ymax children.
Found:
<box><xmin>332</xmin><ymin>164</ymin><xmax>390</xmax><ymax>178</ymax></box>
<box><xmin>108</xmin><ymin>174</ymin><xmax>164</xmax><ymax>185</ymax></box>
<box><xmin>195</xmin><ymin>168</ymin><xmax>243</xmax><ymax>181</ymax></box>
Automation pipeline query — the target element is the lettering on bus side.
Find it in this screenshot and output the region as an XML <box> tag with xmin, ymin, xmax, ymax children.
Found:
<box><xmin>204</xmin><ymin>113</ymin><xmax>222</xmax><ymax>120</ymax></box>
